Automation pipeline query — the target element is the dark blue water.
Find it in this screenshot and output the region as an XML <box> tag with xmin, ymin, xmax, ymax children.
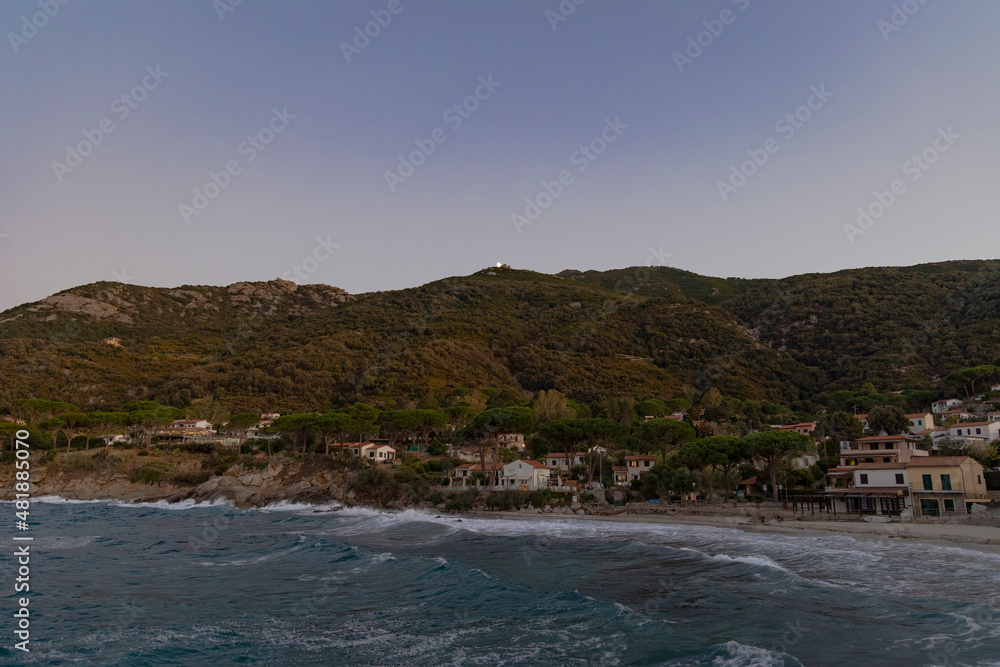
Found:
<box><xmin>1</xmin><ymin>498</ymin><xmax>998</xmax><ymax>666</ymax></box>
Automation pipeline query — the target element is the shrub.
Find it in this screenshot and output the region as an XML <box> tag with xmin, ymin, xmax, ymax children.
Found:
<box><xmin>528</xmin><ymin>489</ymin><xmax>552</xmax><ymax>508</ymax></box>
<box><xmin>445</xmin><ymin>489</ymin><xmax>477</xmax><ymax>512</ymax></box>
<box><xmin>137</xmin><ymin>451</ymin><xmax>149</xmax><ymax>457</ymax></box>
<box><xmin>130</xmin><ymin>465</ymin><xmax>165</xmax><ymax>485</ymax></box>
<box><xmin>484</xmin><ymin>490</ymin><xmax>529</xmax><ymax>511</ymax></box>
<box><xmin>213</xmin><ymin>464</ymin><xmax>230</xmax><ymax>477</ymax></box>
<box><xmin>170</xmin><ymin>471</ymin><xmax>212</xmax><ymax>485</ymax></box>
<box><xmin>580</xmin><ymin>492</ymin><xmax>595</xmax><ymax>504</ymax></box>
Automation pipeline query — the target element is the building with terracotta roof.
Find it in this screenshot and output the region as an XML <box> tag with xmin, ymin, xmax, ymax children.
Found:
<box><xmin>946</xmin><ymin>421</ymin><xmax>1000</xmax><ymax>443</ymax></box>
<box><xmin>839</xmin><ymin>435</ymin><xmax>928</xmax><ymax>467</ymax></box>
<box><xmin>906</xmin><ymin>456</ymin><xmax>988</xmax><ymax>517</ymax></box>
<box><xmin>500</xmin><ymin>459</ymin><xmax>550</xmax><ymax>491</ymax></box>
<box><xmin>904</xmin><ymin>412</ymin><xmax>934</xmax><ymax>434</ymax></box>
<box><xmin>451</xmin><ymin>461</ymin><xmax>503</xmax><ymax>488</ymax></box>
<box><xmin>624</xmin><ymin>455</ymin><xmax>657</xmax><ymax>482</ymax></box>
<box><xmin>546</xmin><ymin>451</ymin><xmax>586</xmax><ymax>471</ymax></box>
<box><xmin>932</xmin><ymin>399</ymin><xmax>963</xmax><ymax>414</ymax></box>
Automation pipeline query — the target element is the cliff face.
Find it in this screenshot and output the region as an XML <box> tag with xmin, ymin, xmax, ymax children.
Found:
<box><xmin>0</xmin><ymin>451</ymin><xmax>359</xmax><ymax>509</ymax></box>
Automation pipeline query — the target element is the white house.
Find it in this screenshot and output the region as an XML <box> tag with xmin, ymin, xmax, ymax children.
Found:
<box><xmin>452</xmin><ymin>462</ymin><xmax>502</xmax><ymax>487</ymax></box>
<box><xmin>940</xmin><ymin>409</ymin><xmax>977</xmax><ymax>421</ymax></box>
<box><xmin>946</xmin><ymin>421</ymin><xmax>1000</xmax><ymax>443</ymax></box>
<box><xmin>905</xmin><ymin>413</ymin><xmax>934</xmax><ymax>434</ymax></box>
<box><xmin>546</xmin><ymin>451</ymin><xmax>587</xmax><ymax>471</ymax></box>
<box><xmin>500</xmin><ymin>459</ymin><xmax>550</xmax><ymax>491</ymax></box>
<box><xmin>932</xmin><ymin>399</ymin><xmax>963</xmax><ymax>414</ymax></box>
<box><xmin>347</xmin><ymin>442</ymin><xmax>397</xmax><ymax>461</ymax></box>
<box><xmin>624</xmin><ymin>455</ymin><xmax>657</xmax><ymax>482</ymax></box>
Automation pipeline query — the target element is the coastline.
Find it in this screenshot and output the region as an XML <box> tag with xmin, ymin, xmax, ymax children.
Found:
<box><xmin>467</xmin><ymin>509</ymin><xmax>1000</xmax><ymax>554</ymax></box>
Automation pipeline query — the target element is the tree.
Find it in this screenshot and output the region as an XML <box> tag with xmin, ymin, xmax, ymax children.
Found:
<box><xmin>0</xmin><ymin>422</ymin><xmax>21</xmax><ymax>452</ymax></box>
<box><xmin>535</xmin><ymin>418</ymin><xmax>625</xmax><ymax>483</ymax></box>
<box><xmin>38</xmin><ymin>417</ymin><xmax>65</xmax><ymax>450</ymax></box>
<box><xmin>60</xmin><ymin>412</ymin><xmax>91</xmax><ymax>451</ymax></box>
<box><xmin>465</xmin><ymin>407</ymin><xmax>533</xmax><ymax>488</ymax></box>
<box><xmin>637</xmin><ymin>418</ymin><xmax>696</xmax><ymax>463</ymax></box>
<box><xmin>674</xmin><ymin>436</ymin><xmax>744</xmax><ymax>500</ymax></box>
<box><xmin>814</xmin><ymin>411</ymin><xmax>864</xmax><ymax>460</ymax></box>
<box><xmin>347</xmin><ymin>403</ymin><xmax>380</xmax><ymax>445</ymax></box>
<box><xmin>532</xmin><ymin>389</ymin><xmax>577</xmax><ymax>424</ymax></box>
<box><xmin>227</xmin><ymin>412</ymin><xmax>260</xmax><ymax>455</ymax></box>
<box><xmin>866</xmin><ymin>405</ymin><xmax>909</xmax><ymax>436</ymax></box>
<box><xmin>635</xmin><ymin>399</ymin><xmax>667</xmax><ymax>419</ymax></box>
<box><xmin>743</xmin><ymin>430</ymin><xmax>811</xmax><ymax>502</ymax></box>
<box><xmin>14</xmin><ymin>399</ymin><xmax>77</xmax><ymax>425</ymax></box>
<box><xmin>271</xmin><ymin>414</ymin><xmax>319</xmax><ymax>453</ymax></box>
<box><xmin>186</xmin><ymin>396</ymin><xmax>230</xmax><ymax>427</ymax></box>
<box><xmin>88</xmin><ymin>411</ymin><xmax>128</xmax><ymax>450</ymax></box>
<box><xmin>126</xmin><ymin>402</ymin><xmax>179</xmax><ymax>451</ymax></box>
<box><xmin>414</xmin><ymin>409</ymin><xmax>448</xmax><ymax>459</ymax></box>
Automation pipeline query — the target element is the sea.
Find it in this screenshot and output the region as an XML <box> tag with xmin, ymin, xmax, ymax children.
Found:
<box><xmin>1</xmin><ymin>498</ymin><xmax>998</xmax><ymax>666</ymax></box>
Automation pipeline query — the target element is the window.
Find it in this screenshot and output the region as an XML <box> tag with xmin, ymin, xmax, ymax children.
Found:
<box><xmin>859</xmin><ymin>474</ymin><xmax>869</xmax><ymax>484</ymax></box>
<box><xmin>978</xmin><ymin>475</ymin><xmax>983</xmax><ymax>484</ymax></box>
<box><xmin>644</xmin><ymin>461</ymin><xmax>650</xmax><ymax>467</ymax></box>
<box><xmin>895</xmin><ymin>474</ymin><xmax>904</xmax><ymax>484</ymax></box>
<box><xmin>943</xmin><ymin>499</ymin><xmax>955</xmax><ymax>512</ymax></box>
<box><xmin>922</xmin><ymin>474</ymin><xmax>933</xmax><ymax>491</ymax></box>
<box><xmin>883</xmin><ymin>457</ymin><xmax>891</xmax><ymax>463</ymax></box>
<box><xmin>940</xmin><ymin>474</ymin><xmax>951</xmax><ymax>491</ymax></box>
<box><xmin>976</xmin><ymin>428</ymin><xmax>981</xmax><ymax>434</ymax></box>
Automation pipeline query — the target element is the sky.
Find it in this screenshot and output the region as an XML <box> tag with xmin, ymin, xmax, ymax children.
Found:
<box><xmin>1</xmin><ymin>0</ymin><xmax>999</xmax><ymax>311</ymax></box>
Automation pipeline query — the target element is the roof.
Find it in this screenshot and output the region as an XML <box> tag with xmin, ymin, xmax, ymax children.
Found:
<box><xmin>949</xmin><ymin>421</ymin><xmax>993</xmax><ymax>427</ymax></box>
<box><xmin>854</xmin><ymin>413</ymin><xmax>868</xmax><ymax>420</ymax></box>
<box><xmin>916</xmin><ymin>428</ymin><xmax>947</xmax><ymax>435</ymax></box>
<box><xmin>942</xmin><ymin>409</ymin><xmax>973</xmax><ymax>415</ymax></box>
<box><xmin>906</xmin><ymin>456</ymin><xmax>973</xmax><ymax>467</ymax></box>
<box><xmin>511</xmin><ymin>459</ymin><xmax>549</xmax><ymax>469</ymax></box>
<box><xmin>739</xmin><ymin>476</ymin><xmax>758</xmax><ymax>485</ymax></box>
<box><xmin>624</xmin><ymin>455</ymin><xmax>657</xmax><ymax>460</ymax></box>
<box><xmin>824</xmin><ymin>488</ymin><xmax>909</xmax><ymax>495</ymax></box>
<box><xmin>856</xmin><ymin>435</ymin><xmax>916</xmax><ymax>442</ymax></box>
<box><xmin>612</xmin><ymin>466</ymin><xmax>626</xmax><ymax>471</ymax></box>
<box><xmin>455</xmin><ymin>463</ymin><xmax>503</xmax><ymax>471</ymax></box>
<box><xmin>546</xmin><ymin>451</ymin><xmax>582</xmax><ymax>458</ymax></box>
<box><xmin>905</xmin><ymin>413</ymin><xmax>932</xmax><ymax>418</ymax></box>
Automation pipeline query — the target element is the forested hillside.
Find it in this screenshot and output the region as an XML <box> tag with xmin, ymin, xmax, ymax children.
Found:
<box><xmin>1</xmin><ymin>260</ymin><xmax>997</xmax><ymax>414</ymax></box>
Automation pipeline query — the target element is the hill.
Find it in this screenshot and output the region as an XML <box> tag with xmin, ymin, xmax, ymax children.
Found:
<box><xmin>1</xmin><ymin>260</ymin><xmax>998</xmax><ymax>413</ymax></box>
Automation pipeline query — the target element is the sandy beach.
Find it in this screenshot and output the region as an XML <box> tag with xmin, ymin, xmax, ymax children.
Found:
<box><xmin>472</xmin><ymin>509</ymin><xmax>1000</xmax><ymax>553</ymax></box>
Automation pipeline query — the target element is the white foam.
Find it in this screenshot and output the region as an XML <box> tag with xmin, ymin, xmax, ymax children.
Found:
<box><xmin>711</xmin><ymin>640</ymin><xmax>792</xmax><ymax>667</ymax></box>
<box><xmin>710</xmin><ymin>554</ymin><xmax>790</xmax><ymax>573</ymax></box>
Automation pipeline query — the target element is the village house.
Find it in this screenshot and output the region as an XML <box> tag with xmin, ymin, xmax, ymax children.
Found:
<box><xmin>612</xmin><ymin>465</ymin><xmax>628</xmax><ymax>486</ymax></box>
<box><xmin>261</xmin><ymin>412</ymin><xmax>280</xmax><ymax>420</ymax></box>
<box><xmin>939</xmin><ymin>409</ymin><xmax>977</xmax><ymax>421</ymax></box>
<box><xmin>907</xmin><ymin>456</ymin><xmax>989</xmax><ymax>517</ymax></box>
<box><xmin>946</xmin><ymin>421</ymin><xmax>1000</xmax><ymax>443</ymax></box>
<box><xmin>774</xmin><ymin>422</ymin><xmax>817</xmax><ymax>436</ymax></box>
<box><xmin>499</xmin><ymin>433</ymin><xmax>526</xmax><ymax>451</ymax></box>
<box><xmin>500</xmin><ymin>459</ymin><xmax>550</xmax><ymax>491</ymax></box>
<box><xmin>905</xmin><ymin>413</ymin><xmax>935</xmax><ymax>434</ymax></box>
<box><xmin>546</xmin><ymin>451</ymin><xmax>586</xmax><ymax>471</ymax></box>
<box><xmin>839</xmin><ymin>435</ymin><xmax>928</xmax><ymax>467</ymax></box>
<box><xmin>345</xmin><ymin>442</ymin><xmax>396</xmax><ymax>461</ymax></box>
<box><xmin>853</xmin><ymin>413</ymin><xmax>869</xmax><ymax>430</ymax></box>
<box><xmin>932</xmin><ymin>399</ymin><xmax>964</xmax><ymax>414</ymax></box>
<box><xmin>452</xmin><ymin>462</ymin><xmax>503</xmax><ymax>488</ymax></box>
<box><xmin>624</xmin><ymin>455</ymin><xmax>657</xmax><ymax>482</ymax></box>
<box><xmin>824</xmin><ymin>462</ymin><xmax>910</xmax><ymax>516</ymax></box>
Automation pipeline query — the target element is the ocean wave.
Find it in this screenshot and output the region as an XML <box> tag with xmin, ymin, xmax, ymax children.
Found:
<box><xmin>710</xmin><ymin>640</ymin><xmax>796</xmax><ymax>667</ymax></box>
<box><xmin>710</xmin><ymin>554</ymin><xmax>790</xmax><ymax>573</ymax></box>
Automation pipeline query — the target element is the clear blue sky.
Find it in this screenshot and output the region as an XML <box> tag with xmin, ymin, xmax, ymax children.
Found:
<box><xmin>2</xmin><ymin>0</ymin><xmax>998</xmax><ymax>310</ymax></box>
